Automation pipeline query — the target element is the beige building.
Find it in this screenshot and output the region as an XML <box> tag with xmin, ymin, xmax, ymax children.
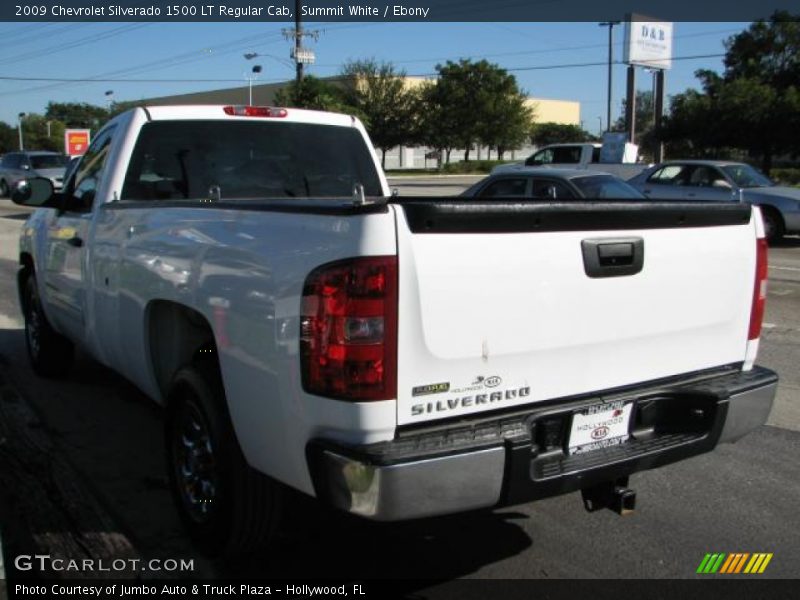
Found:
<box><xmin>525</xmin><ymin>97</ymin><xmax>580</xmax><ymax>126</ymax></box>
<box><xmin>138</xmin><ymin>77</ymin><xmax>581</xmax><ymax>168</ymax></box>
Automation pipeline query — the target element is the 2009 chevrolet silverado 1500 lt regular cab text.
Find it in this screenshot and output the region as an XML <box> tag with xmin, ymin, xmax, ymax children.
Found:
<box><xmin>12</xmin><ymin>105</ymin><xmax>778</xmax><ymax>556</ymax></box>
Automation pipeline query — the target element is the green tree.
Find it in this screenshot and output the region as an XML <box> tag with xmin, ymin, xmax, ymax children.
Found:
<box><xmin>661</xmin><ymin>12</ymin><xmax>800</xmax><ymax>172</ymax></box>
<box><xmin>18</xmin><ymin>114</ymin><xmax>66</xmax><ymax>152</ymax></box>
<box><xmin>433</xmin><ymin>59</ymin><xmax>530</xmax><ymax>162</ymax></box>
<box><xmin>0</xmin><ymin>122</ymin><xmax>17</xmax><ymax>154</ymax></box>
<box><xmin>723</xmin><ymin>10</ymin><xmax>800</xmax><ymax>90</ymax></box>
<box><xmin>44</xmin><ymin>101</ymin><xmax>109</xmax><ymax>129</ymax></box>
<box><xmin>477</xmin><ymin>79</ymin><xmax>533</xmax><ymax>160</ymax></box>
<box><xmin>273</xmin><ymin>76</ymin><xmax>350</xmax><ymax>113</ymax></box>
<box><xmin>339</xmin><ymin>59</ymin><xmax>416</xmax><ymax>168</ymax></box>
<box><xmin>412</xmin><ymin>81</ymin><xmax>460</xmax><ymax>165</ymax></box>
<box><xmin>531</xmin><ymin>122</ymin><xmax>594</xmax><ymax>146</ymax></box>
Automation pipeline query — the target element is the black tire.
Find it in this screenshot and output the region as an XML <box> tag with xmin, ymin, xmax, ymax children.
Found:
<box><xmin>760</xmin><ymin>207</ymin><xmax>784</xmax><ymax>243</ymax></box>
<box><xmin>165</xmin><ymin>362</ymin><xmax>282</xmax><ymax>557</ymax></box>
<box><xmin>0</xmin><ymin>179</ymin><xmax>8</xmax><ymax>198</ymax></box>
<box><xmin>22</xmin><ymin>275</ymin><xmax>74</xmax><ymax>378</ymax></box>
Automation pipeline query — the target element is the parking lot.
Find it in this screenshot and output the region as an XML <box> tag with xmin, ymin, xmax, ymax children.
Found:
<box><xmin>0</xmin><ymin>181</ymin><xmax>798</xmax><ymax>586</ymax></box>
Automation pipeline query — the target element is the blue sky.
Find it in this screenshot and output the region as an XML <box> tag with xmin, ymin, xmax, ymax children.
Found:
<box><xmin>0</xmin><ymin>21</ymin><xmax>747</xmax><ymax>135</ymax></box>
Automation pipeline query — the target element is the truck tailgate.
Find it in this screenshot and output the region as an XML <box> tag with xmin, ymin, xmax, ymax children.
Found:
<box><xmin>392</xmin><ymin>201</ymin><xmax>756</xmax><ymax>426</ymax></box>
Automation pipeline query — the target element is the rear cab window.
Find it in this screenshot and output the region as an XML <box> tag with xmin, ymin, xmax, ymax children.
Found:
<box><xmin>121</xmin><ymin>120</ymin><xmax>383</xmax><ymax>201</ymax></box>
<box><xmin>478</xmin><ymin>178</ymin><xmax>528</xmax><ymax>198</ymax></box>
<box><xmin>526</xmin><ymin>146</ymin><xmax>582</xmax><ymax>166</ymax></box>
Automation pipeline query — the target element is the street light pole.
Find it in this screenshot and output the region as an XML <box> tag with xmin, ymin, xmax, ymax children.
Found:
<box><xmin>243</xmin><ymin>54</ymin><xmax>263</xmax><ymax>105</ymax></box>
<box><xmin>597</xmin><ymin>116</ymin><xmax>603</xmax><ymax>136</ymax></box>
<box><xmin>17</xmin><ymin>112</ymin><xmax>26</xmax><ymax>151</ymax></box>
<box><xmin>599</xmin><ymin>21</ymin><xmax>620</xmax><ymax>133</ymax></box>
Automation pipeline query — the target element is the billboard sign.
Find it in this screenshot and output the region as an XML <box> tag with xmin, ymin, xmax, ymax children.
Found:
<box><xmin>624</xmin><ymin>15</ymin><xmax>673</xmax><ymax>70</ymax></box>
<box><xmin>64</xmin><ymin>129</ymin><xmax>91</xmax><ymax>156</ymax></box>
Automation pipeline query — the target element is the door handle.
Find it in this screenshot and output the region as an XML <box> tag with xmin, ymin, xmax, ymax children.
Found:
<box><xmin>66</xmin><ymin>236</ymin><xmax>83</xmax><ymax>248</ymax></box>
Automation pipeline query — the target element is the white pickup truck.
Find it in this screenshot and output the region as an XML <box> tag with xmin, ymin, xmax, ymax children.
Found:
<box><xmin>494</xmin><ymin>142</ymin><xmax>649</xmax><ymax>180</ymax></box>
<box><xmin>12</xmin><ymin>105</ymin><xmax>777</xmax><ymax>557</ymax></box>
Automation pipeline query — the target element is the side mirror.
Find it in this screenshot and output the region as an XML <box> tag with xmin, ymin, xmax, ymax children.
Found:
<box><xmin>11</xmin><ymin>177</ymin><xmax>56</xmax><ymax>207</ymax></box>
<box><xmin>21</xmin><ymin>164</ymin><xmax>30</xmax><ymax>171</ymax></box>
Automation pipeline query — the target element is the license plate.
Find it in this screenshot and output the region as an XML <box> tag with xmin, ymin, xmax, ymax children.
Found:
<box><xmin>568</xmin><ymin>401</ymin><xmax>633</xmax><ymax>455</ymax></box>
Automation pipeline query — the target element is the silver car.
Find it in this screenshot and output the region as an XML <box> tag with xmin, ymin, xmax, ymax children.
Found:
<box><xmin>461</xmin><ymin>168</ymin><xmax>645</xmax><ymax>200</ymax></box>
<box><xmin>628</xmin><ymin>160</ymin><xmax>800</xmax><ymax>242</ymax></box>
<box><xmin>0</xmin><ymin>151</ymin><xmax>68</xmax><ymax>197</ymax></box>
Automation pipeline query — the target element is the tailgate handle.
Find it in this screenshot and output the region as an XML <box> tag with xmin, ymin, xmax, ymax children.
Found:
<box><xmin>582</xmin><ymin>237</ymin><xmax>644</xmax><ymax>278</ymax></box>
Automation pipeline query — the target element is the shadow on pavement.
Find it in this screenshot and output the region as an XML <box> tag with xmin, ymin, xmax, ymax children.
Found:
<box><xmin>0</xmin><ymin>326</ymin><xmax>532</xmax><ymax>585</ymax></box>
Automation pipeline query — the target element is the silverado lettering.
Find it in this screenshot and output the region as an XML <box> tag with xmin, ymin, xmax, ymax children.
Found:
<box><xmin>412</xmin><ymin>387</ymin><xmax>531</xmax><ymax>415</ymax></box>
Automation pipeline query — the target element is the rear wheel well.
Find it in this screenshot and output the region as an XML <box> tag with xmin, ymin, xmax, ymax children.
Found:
<box><xmin>758</xmin><ymin>205</ymin><xmax>785</xmax><ymax>240</ymax></box>
<box><xmin>146</xmin><ymin>301</ymin><xmax>218</xmax><ymax>400</ymax></box>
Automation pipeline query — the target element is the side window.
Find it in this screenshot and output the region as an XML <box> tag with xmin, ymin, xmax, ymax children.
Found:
<box><xmin>526</xmin><ymin>149</ymin><xmax>553</xmax><ymax>166</ymax></box>
<box><xmin>478</xmin><ymin>178</ymin><xmax>528</xmax><ymax>198</ymax></box>
<box><xmin>64</xmin><ymin>126</ymin><xmax>116</xmax><ymax>213</ymax></box>
<box><xmin>531</xmin><ymin>179</ymin><xmax>576</xmax><ymax>199</ymax></box>
<box><xmin>709</xmin><ymin>168</ymin><xmax>732</xmax><ymax>189</ymax></box>
<box><xmin>647</xmin><ymin>165</ymin><xmax>686</xmax><ymax>185</ymax></box>
<box><xmin>686</xmin><ymin>166</ymin><xmax>716</xmax><ymax>188</ymax></box>
<box><xmin>3</xmin><ymin>154</ymin><xmax>20</xmax><ymax>169</ymax></box>
<box><xmin>591</xmin><ymin>146</ymin><xmax>602</xmax><ymax>163</ymax></box>
<box><xmin>551</xmin><ymin>146</ymin><xmax>582</xmax><ymax>163</ymax></box>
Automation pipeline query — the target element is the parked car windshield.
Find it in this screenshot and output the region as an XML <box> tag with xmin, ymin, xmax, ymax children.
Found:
<box><xmin>30</xmin><ymin>154</ymin><xmax>67</xmax><ymax>169</ymax></box>
<box><xmin>721</xmin><ymin>164</ymin><xmax>773</xmax><ymax>188</ymax></box>
<box><xmin>570</xmin><ymin>174</ymin><xmax>644</xmax><ymax>199</ymax></box>
<box><xmin>121</xmin><ymin>120</ymin><xmax>383</xmax><ymax>201</ymax></box>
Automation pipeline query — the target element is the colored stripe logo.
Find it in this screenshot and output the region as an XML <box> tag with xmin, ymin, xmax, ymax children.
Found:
<box><xmin>697</xmin><ymin>553</ymin><xmax>773</xmax><ymax>574</ymax></box>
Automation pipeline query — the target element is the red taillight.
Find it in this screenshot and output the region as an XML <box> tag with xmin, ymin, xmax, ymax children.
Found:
<box><xmin>748</xmin><ymin>237</ymin><xmax>768</xmax><ymax>340</ymax></box>
<box><xmin>223</xmin><ymin>105</ymin><xmax>288</xmax><ymax>118</ymax></box>
<box><xmin>300</xmin><ymin>256</ymin><xmax>398</xmax><ymax>401</ymax></box>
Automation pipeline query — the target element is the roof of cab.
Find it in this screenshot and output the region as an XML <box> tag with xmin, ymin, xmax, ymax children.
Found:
<box><xmin>141</xmin><ymin>105</ymin><xmax>358</xmax><ymax>128</ymax></box>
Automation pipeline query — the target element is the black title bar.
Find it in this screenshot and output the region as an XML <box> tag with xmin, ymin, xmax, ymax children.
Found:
<box><xmin>2</xmin><ymin>0</ymin><xmax>798</xmax><ymax>22</ymax></box>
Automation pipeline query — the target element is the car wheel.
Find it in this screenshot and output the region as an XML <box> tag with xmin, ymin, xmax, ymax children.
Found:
<box><xmin>165</xmin><ymin>361</ymin><xmax>282</xmax><ymax>557</ymax></box>
<box><xmin>22</xmin><ymin>275</ymin><xmax>74</xmax><ymax>378</ymax></box>
<box><xmin>0</xmin><ymin>179</ymin><xmax>9</xmax><ymax>198</ymax></box>
<box><xmin>760</xmin><ymin>207</ymin><xmax>784</xmax><ymax>243</ymax></box>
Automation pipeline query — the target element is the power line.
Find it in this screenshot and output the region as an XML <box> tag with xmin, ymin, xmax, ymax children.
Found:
<box><xmin>0</xmin><ymin>22</ymin><xmax>372</xmax><ymax>99</ymax></box>
<box><xmin>0</xmin><ymin>24</ymin><xmax>152</xmax><ymax>67</ymax></box>
<box><xmin>312</xmin><ymin>27</ymin><xmax>740</xmax><ymax>68</ymax></box>
<box><xmin>0</xmin><ymin>53</ymin><xmax>728</xmax><ymax>84</ymax></box>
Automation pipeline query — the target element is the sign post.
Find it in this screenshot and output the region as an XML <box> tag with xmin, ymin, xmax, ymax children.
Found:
<box><xmin>623</xmin><ymin>15</ymin><xmax>673</xmax><ymax>162</ymax></box>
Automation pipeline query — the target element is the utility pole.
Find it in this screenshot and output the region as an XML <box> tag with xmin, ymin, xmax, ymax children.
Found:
<box><xmin>599</xmin><ymin>21</ymin><xmax>620</xmax><ymax>133</ymax></box>
<box><xmin>283</xmin><ymin>3</ymin><xmax>319</xmax><ymax>87</ymax></box>
<box><xmin>295</xmin><ymin>0</ymin><xmax>302</xmax><ymax>84</ymax></box>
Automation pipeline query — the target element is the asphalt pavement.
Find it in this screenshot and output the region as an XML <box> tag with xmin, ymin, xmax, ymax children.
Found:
<box><xmin>0</xmin><ymin>183</ymin><xmax>798</xmax><ymax>586</ymax></box>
